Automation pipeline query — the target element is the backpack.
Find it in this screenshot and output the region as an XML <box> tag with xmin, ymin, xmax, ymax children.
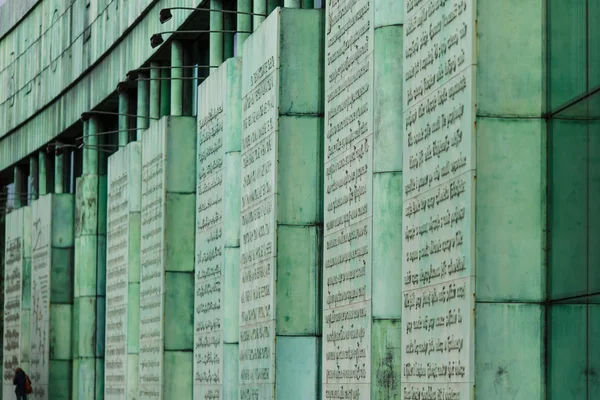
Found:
<box><xmin>24</xmin><ymin>375</ymin><xmax>32</xmax><ymax>395</ymax></box>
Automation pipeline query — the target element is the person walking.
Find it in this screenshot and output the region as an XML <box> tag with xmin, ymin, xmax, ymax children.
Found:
<box><xmin>13</xmin><ymin>367</ymin><xmax>27</xmax><ymax>400</ymax></box>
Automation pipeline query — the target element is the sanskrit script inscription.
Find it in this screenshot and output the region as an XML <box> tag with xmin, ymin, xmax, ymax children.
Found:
<box><xmin>324</xmin><ymin>0</ymin><xmax>374</xmax><ymax>398</ymax></box>
<box><xmin>239</xmin><ymin>17</ymin><xmax>278</xmax><ymax>400</ymax></box>
<box><xmin>195</xmin><ymin>68</ymin><xmax>226</xmax><ymax>400</ymax></box>
<box><xmin>105</xmin><ymin>150</ymin><xmax>132</xmax><ymax>399</ymax></box>
<box><xmin>140</xmin><ymin>130</ymin><xmax>166</xmax><ymax>400</ymax></box>
<box><xmin>402</xmin><ymin>1</ymin><xmax>476</xmax><ymax>399</ymax></box>
<box><xmin>31</xmin><ymin>196</ymin><xmax>52</xmax><ymax>400</ymax></box>
<box><xmin>3</xmin><ymin>210</ymin><xmax>22</xmax><ymax>400</ymax></box>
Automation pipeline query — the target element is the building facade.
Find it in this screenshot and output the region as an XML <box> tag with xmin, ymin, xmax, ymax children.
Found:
<box><xmin>0</xmin><ymin>0</ymin><xmax>597</xmax><ymax>399</ymax></box>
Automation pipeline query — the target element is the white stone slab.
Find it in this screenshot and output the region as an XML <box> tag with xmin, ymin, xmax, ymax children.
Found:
<box><xmin>195</xmin><ymin>58</ymin><xmax>242</xmax><ymax>400</ymax></box>
<box><xmin>403</xmin><ymin>0</ymin><xmax>476</xmax><ymax>110</ymax></box>
<box><xmin>324</xmin><ymin>0</ymin><xmax>375</xmax><ymax>397</ymax></box>
<box><xmin>240</xmin><ymin>13</ymin><xmax>281</xmax><ymax>399</ymax></box>
<box><xmin>402</xmin><ymin>1</ymin><xmax>477</xmax><ymax>399</ymax></box>
<box><xmin>2</xmin><ymin>208</ymin><xmax>23</xmax><ymax>400</ymax></box>
<box><xmin>105</xmin><ymin>143</ymin><xmax>141</xmax><ymax>399</ymax></box>
<box><xmin>139</xmin><ymin>125</ymin><xmax>167</xmax><ymax>400</ymax></box>
<box><xmin>30</xmin><ymin>195</ymin><xmax>52</xmax><ymax>400</ymax></box>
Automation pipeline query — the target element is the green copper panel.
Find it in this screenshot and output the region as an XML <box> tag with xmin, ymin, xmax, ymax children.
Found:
<box><xmin>374</xmin><ymin>26</ymin><xmax>403</xmax><ymax>173</ymax></box>
<box><xmin>75</xmin><ymin>235</ymin><xmax>99</xmax><ymax>297</ymax></box>
<box><xmin>164</xmin><ymin>351</ymin><xmax>193</xmax><ymax>399</ymax></box>
<box><xmin>476</xmin><ymin>303</ymin><xmax>544</xmax><ymax>400</ymax></box>
<box><xmin>164</xmin><ymin>272</ymin><xmax>194</xmax><ymax>350</ymax></box>
<box><xmin>95</xmin><ymin>358</ymin><xmax>105</xmax><ymax>400</ymax></box>
<box><xmin>476</xmin><ymin>118</ymin><xmax>546</xmax><ymax>302</ymax></box>
<box><xmin>51</xmin><ymin>194</ymin><xmax>75</xmax><ymax>248</ymax></box>
<box><xmin>371</xmin><ymin>319</ymin><xmax>402</xmax><ymax>400</ymax></box>
<box><xmin>77</xmin><ymin>358</ymin><xmax>96</xmax><ymax>399</ymax></box>
<box><xmin>164</xmin><ymin>117</ymin><xmax>197</xmax><ymax>193</ymax></box>
<box><xmin>374</xmin><ymin>0</ymin><xmax>404</xmax><ymax>28</ymax></box>
<box><xmin>277</xmin><ymin>116</ymin><xmax>323</xmax><ymax>224</ymax></box>
<box><xmin>96</xmin><ymin>296</ymin><xmax>106</xmax><ymax>358</ymax></box>
<box><xmin>96</xmin><ymin>235</ymin><xmax>107</xmax><ymax>297</ymax></box>
<box><xmin>78</xmin><ymin>297</ymin><xmax>97</xmax><ymax>358</ymax></box>
<box><xmin>275</xmin><ymin>336</ymin><xmax>320</xmax><ymax>399</ymax></box>
<box><xmin>165</xmin><ymin>193</ymin><xmax>195</xmax><ymax>272</ymax></box>
<box><xmin>50</xmin><ymin>304</ymin><xmax>73</xmax><ymax>361</ymax></box>
<box><xmin>276</xmin><ymin>225</ymin><xmax>320</xmax><ymax>335</ymax></box>
<box><xmin>75</xmin><ymin>175</ymin><xmax>100</xmax><ymax>237</ymax></box>
<box><xmin>372</xmin><ymin>172</ymin><xmax>403</xmax><ymax>319</ymax></box>
<box><xmin>477</xmin><ymin>0</ymin><xmax>545</xmax><ymax>117</ymax></box>
<box><xmin>48</xmin><ymin>360</ymin><xmax>73</xmax><ymax>400</ymax></box>
<box><xmin>278</xmin><ymin>9</ymin><xmax>324</xmax><ymax>114</ymax></box>
<box><xmin>20</xmin><ymin>312</ymin><xmax>30</xmax><ymax>369</ymax></box>
<box><xmin>223</xmin><ymin>246</ymin><xmax>240</xmax><ymax>343</ymax></box>
<box><xmin>129</xmin><ymin>212</ymin><xmax>141</xmax><ymax>283</ymax></box>
<box><xmin>127</xmin><ymin>353</ymin><xmax>139</xmax><ymax>400</ymax></box>
<box><xmin>128</xmin><ymin>283</ymin><xmax>140</xmax><ymax>354</ymax></box>
<box><xmin>223</xmin><ymin>343</ymin><xmax>239</xmax><ymax>399</ymax></box>
<box><xmin>50</xmin><ymin>248</ymin><xmax>74</xmax><ymax>304</ymax></box>
<box><xmin>22</xmin><ymin>257</ymin><xmax>31</xmax><ymax>310</ymax></box>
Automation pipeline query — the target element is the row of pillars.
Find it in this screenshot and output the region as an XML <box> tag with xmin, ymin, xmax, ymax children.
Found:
<box><xmin>11</xmin><ymin>0</ymin><xmax>315</xmax><ymax>198</ymax></box>
<box><xmin>5</xmin><ymin>2</ymin><xmax>310</xmax><ymax>398</ymax></box>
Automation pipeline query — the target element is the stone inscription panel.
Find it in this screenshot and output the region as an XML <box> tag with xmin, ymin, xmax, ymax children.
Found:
<box><xmin>323</xmin><ymin>0</ymin><xmax>374</xmax><ymax>398</ymax></box>
<box><xmin>402</xmin><ymin>1</ymin><xmax>476</xmax><ymax>399</ymax></box>
<box><xmin>195</xmin><ymin>66</ymin><xmax>226</xmax><ymax>400</ymax></box>
<box><xmin>3</xmin><ymin>209</ymin><xmax>23</xmax><ymax>400</ymax></box>
<box><xmin>239</xmin><ymin>14</ymin><xmax>279</xmax><ymax>400</ymax></box>
<box><xmin>31</xmin><ymin>196</ymin><xmax>52</xmax><ymax>400</ymax></box>
<box><xmin>105</xmin><ymin>149</ymin><xmax>132</xmax><ymax>399</ymax></box>
<box><xmin>140</xmin><ymin>127</ymin><xmax>167</xmax><ymax>400</ymax></box>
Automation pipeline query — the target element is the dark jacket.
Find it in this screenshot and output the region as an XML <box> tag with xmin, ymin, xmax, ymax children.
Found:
<box><xmin>13</xmin><ymin>368</ymin><xmax>26</xmax><ymax>395</ymax></box>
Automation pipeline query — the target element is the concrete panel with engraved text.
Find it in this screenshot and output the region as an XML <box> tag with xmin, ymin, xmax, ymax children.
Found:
<box><xmin>401</xmin><ymin>0</ymin><xmax>477</xmax><ymax>399</ymax></box>
<box><xmin>240</xmin><ymin>13</ymin><xmax>279</xmax><ymax>397</ymax></box>
<box><xmin>323</xmin><ymin>0</ymin><xmax>374</xmax><ymax>397</ymax></box>
<box><xmin>140</xmin><ymin>124</ymin><xmax>167</xmax><ymax>400</ymax></box>
<box><xmin>30</xmin><ymin>195</ymin><xmax>52</xmax><ymax>400</ymax></box>
<box><xmin>105</xmin><ymin>142</ymin><xmax>141</xmax><ymax>400</ymax></box>
<box><xmin>194</xmin><ymin>57</ymin><xmax>242</xmax><ymax>400</ymax></box>
<box><xmin>2</xmin><ymin>208</ymin><xmax>23</xmax><ymax>400</ymax></box>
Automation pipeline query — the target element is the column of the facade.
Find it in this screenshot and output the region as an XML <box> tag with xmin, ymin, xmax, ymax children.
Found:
<box><xmin>75</xmin><ymin>116</ymin><xmax>107</xmax><ymax>399</ymax></box>
<box><xmin>236</xmin><ymin>0</ymin><xmax>252</xmax><ymax>53</ymax></box>
<box><xmin>473</xmin><ymin>1</ymin><xmax>546</xmax><ymax>398</ymax></box>
<box><xmin>2</xmin><ymin>185</ymin><xmax>25</xmax><ymax>399</ymax></box>
<box><xmin>27</xmin><ymin>149</ymin><xmax>74</xmax><ymax>399</ymax></box>
<box><xmin>239</xmin><ymin>9</ymin><xmax>323</xmax><ymax>399</ymax></box>
<box><xmin>210</xmin><ymin>0</ymin><xmax>224</xmax><ymax>74</ymax></box>
<box><xmin>194</xmin><ymin>57</ymin><xmax>242</xmax><ymax>399</ymax></box>
<box><xmin>105</xmin><ymin>131</ymin><xmax>141</xmax><ymax>400</ymax></box>
<box><xmin>322</xmin><ymin>0</ymin><xmax>403</xmax><ymax>397</ymax></box>
<box><xmin>366</xmin><ymin>0</ymin><xmax>406</xmax><ymax>397</ymax></box>
<box><xmin>138</xmin><ymin>41</ymin><xmax>196</xmax><ymax>399</ymax></box>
